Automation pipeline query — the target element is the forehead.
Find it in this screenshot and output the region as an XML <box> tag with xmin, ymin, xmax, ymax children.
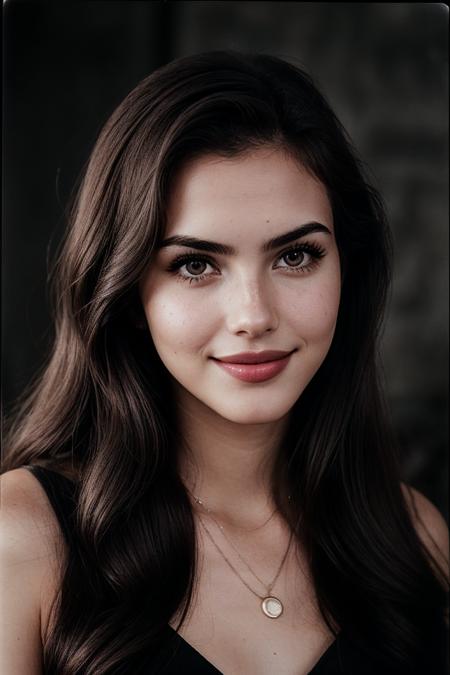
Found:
<box><xmin>164</xmin><ymin>147</ymin><xmax>333</xmax><ymax>242</ymax></box>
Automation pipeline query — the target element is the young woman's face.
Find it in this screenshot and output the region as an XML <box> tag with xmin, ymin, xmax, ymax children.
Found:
<box><xmin>140</xmin><ymin>147</ymin><xmax>341</xmax><ymax>425</ymax></box>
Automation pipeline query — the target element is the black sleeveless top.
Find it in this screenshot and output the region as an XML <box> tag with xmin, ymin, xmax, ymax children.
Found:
<box><xmin>25</xmin><ymin>465</ymin><xmax>448</xmax><ymax>674</ymax></box>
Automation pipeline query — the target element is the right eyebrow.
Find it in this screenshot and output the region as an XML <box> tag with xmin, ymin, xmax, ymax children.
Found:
<box><xmin>157</xmin><ymin>221</ymin><xmax>331</xmax><ymax>255</ymax></box>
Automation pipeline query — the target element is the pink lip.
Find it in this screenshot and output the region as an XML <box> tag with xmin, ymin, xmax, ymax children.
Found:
<box><xmin>211</xmin><ymin>351</ymin><xmax>294</xmax><ymax>383</ymax></box>
<box><xmin>214</xmin><ymin>350</ymin><xmax>294</xmax><ymax>364</ymax></box>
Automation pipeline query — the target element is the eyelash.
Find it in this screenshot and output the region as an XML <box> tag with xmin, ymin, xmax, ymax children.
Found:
<box><xmin>166</xmin><ymin>242</ymin><xmax>326</xmax><ymax>285</ymax></box>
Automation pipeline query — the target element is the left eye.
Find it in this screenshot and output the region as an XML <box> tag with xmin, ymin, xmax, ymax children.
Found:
<box><xmin>276</xmin><ymin>248</ymin><xmax>315</xmax><ymax>270</ymax></box>
<box><xmin>277</xmin><ymin>249</ymin><xmax>309</xmax><ymax>268</ymax></box>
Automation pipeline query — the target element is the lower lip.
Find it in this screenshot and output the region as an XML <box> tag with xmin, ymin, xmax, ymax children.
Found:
<box><xmin>212</xmin><ymin>354</ymin><xmax>293</xmax><ymax>383</ymax></box>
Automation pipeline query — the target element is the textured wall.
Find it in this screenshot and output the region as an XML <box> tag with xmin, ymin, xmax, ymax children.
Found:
<box><xmin>3</xmin><ymin>2</ymin><xmax>448</xmax><ymax>516</ymax></box>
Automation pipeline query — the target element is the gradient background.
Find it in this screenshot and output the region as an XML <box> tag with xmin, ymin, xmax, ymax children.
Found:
<box><xmin>3</xmin><ymin>2</ymin><xmax>448</xmax><ymax>518</ymax></box>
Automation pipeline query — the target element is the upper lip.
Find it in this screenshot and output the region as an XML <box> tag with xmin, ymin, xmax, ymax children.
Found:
<box><xmin>212</xmin><ymin>350</ymin><xmax>295</xmax><ymax>364</ymax></box>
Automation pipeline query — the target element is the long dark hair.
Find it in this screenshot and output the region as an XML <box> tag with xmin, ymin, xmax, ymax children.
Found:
<box><xmin>3</xmin><ymin>50</ymin><xmax>448</xmax><ymax>673</ymax></box>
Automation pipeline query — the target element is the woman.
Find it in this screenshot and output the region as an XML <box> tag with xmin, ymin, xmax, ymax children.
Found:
<box><xmin>1</xmin><ymin>51</ymin><xmax>448</xmax><ymax>674</ymax></box>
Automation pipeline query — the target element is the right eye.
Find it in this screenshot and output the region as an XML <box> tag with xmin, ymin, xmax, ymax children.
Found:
<box><xmin>167</xmin><ymin>254</ymin><xmax>219</xmax><ymax>284</ymax></box>
<box><xmin>183</xmin><ymin>259</ymin><xmax>209</xmax><ymax>275</ymax></box>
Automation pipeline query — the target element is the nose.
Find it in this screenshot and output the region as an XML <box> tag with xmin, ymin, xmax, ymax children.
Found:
<box><xmin>225</xmin><ymin>275</ymin><xmax>279</xmax><ymax>338</ymax></box>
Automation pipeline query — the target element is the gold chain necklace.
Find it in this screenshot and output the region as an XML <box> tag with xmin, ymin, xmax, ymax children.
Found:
<box><xmin>191</xmin><ymin>491</ymin><xmax>294</xmax><ymax>619</ymax></box>
<box><xmin>194</xmin><ymin>495</ymin><xmax>279</xmax><ymax>533</ymax></box>
<box><xmin>193</xmin><ymin>496</ymin><xmax>280</xmax><ymax>588</ymax></box>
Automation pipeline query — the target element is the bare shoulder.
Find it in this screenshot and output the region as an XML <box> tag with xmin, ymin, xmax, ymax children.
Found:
<box><xmin>1</xmin><ymin>467</ymin><xmax>64</xmax><ymax>557</ymax></box>
<box><xmin>401</xmin><ymin>482</ymin><xmax>449</xmax><ymax>577</ymax></box>
<box><xmin>0</xmin><ymin>467</ymin><xmax>66</xmax><ymax>673</ymax></box>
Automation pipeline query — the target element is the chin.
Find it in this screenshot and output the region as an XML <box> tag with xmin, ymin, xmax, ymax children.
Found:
<box><xmin>210</xmin><ymin>399</ymin><xmax>295</xmax><ymax>426</ymax></box>
<box><xmin>174</xmin><ymin>380</ymin><xmax>300</xmax><ymax>425</ymax></box>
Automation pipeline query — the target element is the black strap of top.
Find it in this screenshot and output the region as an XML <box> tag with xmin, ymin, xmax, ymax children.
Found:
<box><xmin>23</xmin><ymin>464</ymin><xmax>78</xmax><ymax>548</ymax></box>
<box><xmin>22</xmin><ymin>465</ymin><xmax>221</xmax><ymax>674</ymax></box>
<box><xmin>20</xmin><ymin>466</ymin><xmax>449</xmax><ymax>675</ymax></box>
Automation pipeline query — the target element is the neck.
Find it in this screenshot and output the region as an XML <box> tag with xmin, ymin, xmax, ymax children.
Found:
<box><xmin>174</xmin><ymin>389</ymin><xmax>290</xmax><ymax>528</ymax></box>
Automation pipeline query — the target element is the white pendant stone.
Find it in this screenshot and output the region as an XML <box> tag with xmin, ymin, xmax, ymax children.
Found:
<box><xmin>261</xmin><ymin>596</ymin><xmax>283</xmax><ymax>618</ymax></box>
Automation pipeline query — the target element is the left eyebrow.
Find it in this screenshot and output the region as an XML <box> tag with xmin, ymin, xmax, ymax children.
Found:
<box><xmin>157</xmin><ymin>221</ymin><xmax>331</xmax><ymax>255</ymax></box>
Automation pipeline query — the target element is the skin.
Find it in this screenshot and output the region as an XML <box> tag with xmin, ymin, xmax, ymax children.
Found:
<box><xmin>137</xmin><ymin>147</ymin><xmax>449</xmax><ymax>673</ymax></box>
<box><xmin>139</xmin><ymin>146</ymin><xmax>341</xmax><ymax>523</ymax></box>
<box><xmin>1</xmin><ymin>146</ymin><xmax>448</xmax><ymax>674</ymax></box>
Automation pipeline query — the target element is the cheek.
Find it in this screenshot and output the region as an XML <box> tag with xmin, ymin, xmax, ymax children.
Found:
<box><xmin>286</xmin><ymin>277</ymin><xmax>341</xmax><ymax>341</ymax></box>
<box><xmin>142</xmin><ymin>284</ymin><xmax>217</xmax><ymax>352</ymax></box>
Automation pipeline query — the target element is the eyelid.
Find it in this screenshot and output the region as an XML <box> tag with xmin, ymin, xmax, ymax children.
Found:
<box><xmin>277</xmin><ymin>240</ymin><xmax>325</xmax><ymax>257</ymax></box>
<box><xmin>166</xmin><ymin>240</ymin><xmax>326</xmax><ymax>280</ymax></box>
<box><xmin>166</xmin><ymin>251</ymin><xmax>218</xmax><ymax>269</ymax></box>
<box><xmin>168</xmin><ymin>238</ymin><xmax>324</xmax><ymax>261</ymax></box>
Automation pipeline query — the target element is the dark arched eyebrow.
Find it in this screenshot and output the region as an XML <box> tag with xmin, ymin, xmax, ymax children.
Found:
<box><xmin>157</xmin><ymin>221</ymin><xmax>331</xmax><ymax>255</ymax></box>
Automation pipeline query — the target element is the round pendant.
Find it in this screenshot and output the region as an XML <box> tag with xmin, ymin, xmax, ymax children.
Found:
<box><xmin>261</xmin><ymin>596</ymin><xmax>283</xmax><ymax>618</ymax></box>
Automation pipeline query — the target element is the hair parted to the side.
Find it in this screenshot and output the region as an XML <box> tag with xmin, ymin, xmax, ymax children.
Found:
<box><xmin>3</xmin><ymin>51</ymin><xmax>448</xmax><ymax>673</ymax></box>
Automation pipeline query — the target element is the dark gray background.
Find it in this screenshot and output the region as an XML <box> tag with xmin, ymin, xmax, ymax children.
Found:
<box><xmin>3</xmin><ymin>2</ymin><xmax>448</xmax><ymax>517</ymax></box>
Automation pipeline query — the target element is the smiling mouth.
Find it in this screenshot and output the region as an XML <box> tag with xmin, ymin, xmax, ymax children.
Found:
<box><xmin>210</xmin><ymin>351</ymin><xmax>294</xmax><ymax>383</ymax></box>
<box><xmin>212</xmin><ymin>349</ymin><xmax>295</xmax><ymax>364</ymax></box>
